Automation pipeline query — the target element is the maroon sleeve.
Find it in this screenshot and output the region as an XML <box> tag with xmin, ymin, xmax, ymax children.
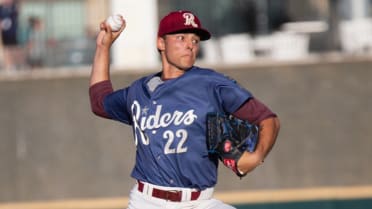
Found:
<box><xmin>232</xmin><ymin>98</ymin><xmax>277</xmax><ymax>125</ymax></box>
<box><xmin>89</xmin><ymin>80</ymin><xmax>114</xmax><ymax>119</ymax></box>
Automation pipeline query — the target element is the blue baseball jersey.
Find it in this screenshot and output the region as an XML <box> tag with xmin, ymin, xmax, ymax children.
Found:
<box><xmin>103</xmin><ymin>66</ymin><xmax>252</xmax><ymax>190</ymax></box>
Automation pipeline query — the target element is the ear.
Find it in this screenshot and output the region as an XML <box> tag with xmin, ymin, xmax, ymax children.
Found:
<box><xmin>157</xmin><ymin>36</ymin><xmax>165</xmax><ymax>51</ymax></box>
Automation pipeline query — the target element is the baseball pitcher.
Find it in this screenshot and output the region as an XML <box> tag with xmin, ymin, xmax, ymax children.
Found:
<box><xmin>89</xmin><ymin>10</ymin><xmax>280</xmax><ymax>209</ymax></box>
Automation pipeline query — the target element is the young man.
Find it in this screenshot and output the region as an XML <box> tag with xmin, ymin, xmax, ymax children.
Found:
<box><xmin>89</xmin><ymin>10</ymin><xmax>280</xmax><ymax>209</ymax></box>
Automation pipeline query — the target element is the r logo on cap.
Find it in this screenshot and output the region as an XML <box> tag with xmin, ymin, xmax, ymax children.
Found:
<box><xmin>158</xmin><ymin>10</ymin><xmax>211</xmax><ymax>40</ymax></box>
<box><xmin>183</xmin><ymin>13</ymin><xmax>198</xmax><ymax>28</ymax></box>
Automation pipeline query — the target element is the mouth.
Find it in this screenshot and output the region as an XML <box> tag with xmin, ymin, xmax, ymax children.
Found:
<box><xmin>182</xmin><ymin>53</ymin><xmax>193</xmax><ymax>58</ymax></box>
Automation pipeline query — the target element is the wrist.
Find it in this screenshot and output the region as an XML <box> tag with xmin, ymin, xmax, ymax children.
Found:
<box><xmin>96</xmin><ymin>44</ymin><xmax>111</xmax><ymax>52</ymax></box>
<box><xmin>237</xmin><ymin>152</ymin><xmax>264</xmax><ymax>174</ymax></box>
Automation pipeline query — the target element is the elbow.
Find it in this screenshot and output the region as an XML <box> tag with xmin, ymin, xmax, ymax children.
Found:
<box><xmin>258</xmin><ymin>116</ymin><xmax>280</xmax><ymax>148</ymax></box>
<box><xmin>91</xmin><ymin>105</ymin><xmax>103</xmax><ymax>116</ymax></box>
<box><xmin>273</xmin><ymin>116</ymin><xmax>280</xmax><ymax>134</ymax></box>
<box><xmin>90</xmin><ymin>102</ymin><xmax>111</xmax><ymax>119</ymax></box>
<box><xmin>89</xmin><ymin>81</ymin><xmax>113</xmax><ymax>119</ymax></box>
<box><xmin>268</xmin><ymin>116</ymin><xmax>280</xmax><ymax>141</ymax></box>
<box><xmin>260</xmin><ymin>116</ymin><xmax>280</xmax><ymax>133</ymax></box>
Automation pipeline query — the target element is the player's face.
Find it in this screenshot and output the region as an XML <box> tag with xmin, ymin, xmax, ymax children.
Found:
<box><xmin>160</xmin><ymin>33</ymin><xmax>200</xmax><ymax>71</ymax></box>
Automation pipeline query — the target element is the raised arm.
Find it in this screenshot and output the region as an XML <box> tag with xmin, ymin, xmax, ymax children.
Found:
<box><xmin>89</xmin><ymin>16</ymin><xmax>126</xmax><ymax>118</ymax></box>
<box><xmin>90</xmin><ymin>16</ymin><xmax>126</xmax><ymax>86</ymax></box>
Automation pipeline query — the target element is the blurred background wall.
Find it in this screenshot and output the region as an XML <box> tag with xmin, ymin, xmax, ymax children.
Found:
<box><xmin>1</xmin><ymin>0</ymin><xmax>372</xmax><ymax>208</ymax></box>
<box><xmin>1</xmin><ymin>0</ymin><xmax>372</xmax><ymax>70</ymax></box>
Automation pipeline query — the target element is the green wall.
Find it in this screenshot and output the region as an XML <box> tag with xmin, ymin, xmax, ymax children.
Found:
<box><xmin>235</xmin><ymin>198</ymin><xmax>372</xmax><ymax>209</ymax></box>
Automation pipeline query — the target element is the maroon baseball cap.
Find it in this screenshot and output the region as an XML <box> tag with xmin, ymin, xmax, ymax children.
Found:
<box><xmin>158</xmin><ymin>10</ymin><xmax>211</xmax><ymax>41</ymax></box>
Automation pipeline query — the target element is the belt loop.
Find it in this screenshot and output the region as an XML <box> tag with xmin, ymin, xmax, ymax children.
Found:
<box><xmin>181</xmin><ymin>188</ymin><xmax>190</xmax><ymax>201</ymax></box>
<box><xmin>143</xmin><ymin>182</ymin><xmax>151</xmax><ymax>196</ymax></box>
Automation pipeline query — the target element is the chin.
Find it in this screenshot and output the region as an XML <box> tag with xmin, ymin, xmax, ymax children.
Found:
<box><xmin>181</xmin><ymin>64</ymin><xmax>194</xmax><ymax>71</ymax></box>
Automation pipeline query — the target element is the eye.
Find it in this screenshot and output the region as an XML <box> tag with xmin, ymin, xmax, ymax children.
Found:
<box><xmin>192</xmin><ymin>39</ymin><xmax>200</xmax><ymax>45</ymax></box>
<box><xmin>176</xmin><ymin>35</ymin><xmax>185</xmax><ymax>41</ymax></box>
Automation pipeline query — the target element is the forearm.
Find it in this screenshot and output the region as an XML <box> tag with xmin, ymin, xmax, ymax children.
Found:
<box><xmin>256</xmin><ymin>117</ymin><xmax>280</xmax><ymax>159</ymax></box>
<box><xmin>90</xmin><ymin>16</ymin><xmax>125</xmax><ymax>86</ymax></box>
<box><xmin>237</xmin><ymin>117</ymin><xmax>280</xmax><ymax>173</ymax></box>
<box><xmin>90</xmin><ymin>45</ymin><xmax>111</xmax><ymax>86</ymax></box>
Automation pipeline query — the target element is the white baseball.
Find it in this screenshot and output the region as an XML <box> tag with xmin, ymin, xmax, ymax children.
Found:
<box><xmin>106</xmin><ymin>14</ymin><xmax>123</xmax><ymax>32</ymax></box>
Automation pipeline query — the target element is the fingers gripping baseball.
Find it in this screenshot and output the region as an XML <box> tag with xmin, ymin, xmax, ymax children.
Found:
<box><xmin>106</xmin><ymin>14</ymin><xmax>125</xmax><ymax>32</ymax></box>
<box><xmin>96</xmin><ymin>15</ymin><xmax>126</xmax><ymax>48</ymax></box>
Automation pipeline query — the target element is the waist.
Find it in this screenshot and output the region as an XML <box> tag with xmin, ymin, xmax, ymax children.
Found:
<box><xmin>136</xmin><ymin>180</ymin><xmax>214</xmax><ymax>202</ymax></box>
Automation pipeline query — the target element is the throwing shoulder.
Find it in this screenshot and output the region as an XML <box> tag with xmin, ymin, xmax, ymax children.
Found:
<box><xmin>192</xmin><ymin>66</ymin><xmax>235</xmax><ymax>83</ymax></box>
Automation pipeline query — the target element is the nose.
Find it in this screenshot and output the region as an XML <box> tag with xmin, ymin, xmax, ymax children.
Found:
<box><xmin>186</xmin><ymin>39</ymin><xmax>194</xmax><ymax>51</ymax></box>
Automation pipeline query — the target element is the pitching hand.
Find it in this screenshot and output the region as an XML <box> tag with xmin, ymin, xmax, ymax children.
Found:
<box><xmin>96</xmin><ymin>15</ymin><xmax>126</xmax><ymax>49</ymax></box>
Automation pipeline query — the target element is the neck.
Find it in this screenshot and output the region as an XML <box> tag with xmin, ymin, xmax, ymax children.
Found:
<box><xmin>160</xmin><ymin>59</ymin><xmax>191</xmax><ymax>81</ymax></box>
<box><xmin>161</xmin><ymin>68</ymin><xmax>186</xmax><ymax>80</ymax></box>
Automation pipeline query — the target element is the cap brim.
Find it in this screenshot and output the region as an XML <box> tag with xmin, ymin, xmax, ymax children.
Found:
<box><xmin>167</xmin><ymin>28</ymin><xmax>211</xmax><ymax>41</ymax></box>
